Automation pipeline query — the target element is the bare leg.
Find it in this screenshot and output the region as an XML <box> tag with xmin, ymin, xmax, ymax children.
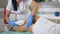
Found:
<box><xmin>34</xmin><ymin>15</ymin><xmax>40</xmax><ymax>21</ymax></box>
<box><xmin>7</xmin><ymin>15</ymin><xmax>40</xmax><ymax>32</ymax></box>
<box><xmin>28</xmin><ymin>24</ymin><xmax>34</xmax><ymax>32</ymax></box>
<box><xmin>13</xmin><ymin>24</ymin><xmax>26</xmax><ymax>32</ymax></box>
<box><xmin>12</xmin><ymin>15</ymin><xmax>40</xmax><ymax>32</ymax></box>
<box><xmin>13</xmin><ymin>24</ymin><xmax>34</xmax><ymax>32</ymax></box>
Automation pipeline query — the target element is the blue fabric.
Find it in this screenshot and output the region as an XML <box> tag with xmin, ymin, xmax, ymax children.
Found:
<box><xmin>8</xmin><ymin>20</ymin><xmax>18</xmax><ymax>26</ymax></box>
<box><xmin>26</xmin><ymin>14</ymin><xmax>33</xmax><ymax>29</ymax></box>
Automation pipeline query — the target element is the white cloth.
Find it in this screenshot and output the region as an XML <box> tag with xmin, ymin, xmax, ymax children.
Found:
<box><xmin>33</xmin><ymin>17</ymin><xmax>60</xmax><ymax>34</ymax></box>
<box><xmin>6</xmin><ymin>0</ymin><xmax>32</xmax><ymax>21</ymax></box>
<box><xmin>6</xmin><ymin>0</ymin><xmax>32</xmax><ymax>26</ymax></box>
<box><xmin>6</xmin><ymin>0</ymin><xmax>32</xmax><ymax>11</ymax></box>
<box><xmin>15</xmin><ymin>20</ymin><xmax>24</xmax><ymax>26</ymax></box>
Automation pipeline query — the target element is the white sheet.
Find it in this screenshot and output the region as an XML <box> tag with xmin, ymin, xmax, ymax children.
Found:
<box><xmin>32</xmin><ymin>17</ymin><xmax>60</xmax><ymax>34</ymax></box>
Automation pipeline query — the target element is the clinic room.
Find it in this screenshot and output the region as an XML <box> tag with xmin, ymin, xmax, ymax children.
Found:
<box><xmin>0</xmin><ymin>0</ymin><xmax>60</xmax><ymax>34</ymax></box>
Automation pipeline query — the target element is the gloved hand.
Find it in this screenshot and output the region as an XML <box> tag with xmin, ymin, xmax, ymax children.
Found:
<box><xmin>26</xmin><ymin>14</ymin><xmax>33</xmax><ymax>29</ymax></box>
<box><xmin>8</xmin><ymin>20</ymin><xmax>18</xmax><ymax>26</ymax></box>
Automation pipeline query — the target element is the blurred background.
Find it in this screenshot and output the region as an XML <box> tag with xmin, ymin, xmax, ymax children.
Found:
<box><xmin>0</xmin><ymin>0</ymin><xmax>60</xmax><ymax>33</ymax></box>
<box><xmin>0</xmin><ymin>0</ymin><xmax>7</xmax><ymax>32</ymax></box>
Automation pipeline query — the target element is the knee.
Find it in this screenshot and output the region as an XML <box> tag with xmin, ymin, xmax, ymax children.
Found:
<box><xmin>34</xmin><ymin>15</ymin><xmax>40</xmax><ymax>21</ymax></box>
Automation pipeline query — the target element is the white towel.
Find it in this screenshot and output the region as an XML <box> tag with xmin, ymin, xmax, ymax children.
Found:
<box><xmin>15</xmin><ymin>20</ymin><xmax>24</xmax><ymax>26</ymax></box>
<box><xmin>32</xmin><ymin>17</ymin><xmax>60</xmax><ymax>34</ymax></box>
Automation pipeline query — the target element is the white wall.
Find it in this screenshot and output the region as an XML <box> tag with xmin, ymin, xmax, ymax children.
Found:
<box><xmin>0</xmin><ymin>8</ymin><xmax>4</xmax><ymax>32</ymax></box>
<box><xmin>38</xmin><ymin>2</ymin><xmax>60</xmax><ymax>14</ymax></box>
<box><xmin>0</xmin><ymin>12</ymin><xmax>4</xmax><ymax>32</ymax></box>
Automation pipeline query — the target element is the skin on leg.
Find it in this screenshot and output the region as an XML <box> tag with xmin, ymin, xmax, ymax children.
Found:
<box><xmin>34</xmin><ymin>15</ymin><xmax>40</xmax><ymax>21</ymax></box>
<box><xmin>28</xmin><ymin>24</ymin><xmax>34</xmax><ymax>32</ymax></box>
<box><xmin>12</xmin><ymin>15</ymin><xmax>40</xmax><ymax>32</ymax></box>
<box><xmin>7</xmin><ymin>15</ymin><xmax>40</xmax><ymax>32</ymax></box>
<box><xmin>13</xmin><ymin>24</ymin><xmax>34</xmax><ymax>32</ymax></box>
<box><xmin>13</xmin><ymin>24</ymin><xmax>26</xmax><ymax>32</ymax></box>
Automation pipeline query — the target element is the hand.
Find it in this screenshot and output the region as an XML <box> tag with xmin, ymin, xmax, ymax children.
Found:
<box><xmin>26</xmin><ymin>14</ymin><xmax>33</xmax><ymax>29</ymax></box>
<box><xmin>8</xmin><ymin>20</ymin><xmax>18</xmax><ymax>26</ymax></box>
